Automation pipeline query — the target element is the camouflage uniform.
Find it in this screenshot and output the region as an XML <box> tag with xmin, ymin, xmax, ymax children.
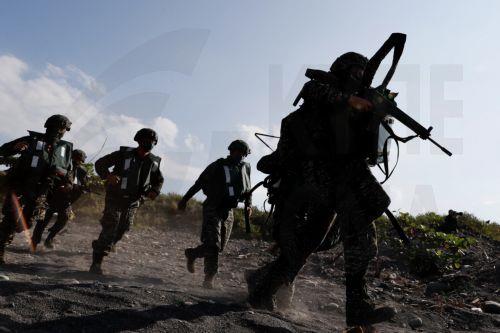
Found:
<box><xmin>182</xmin><ymin>156</ymin><xmax>251</xmax><ymax>281</ymax></box>
<box><xmin>0</xmin><ymin>129</ymin><xmax>73</xmax><ymax>262</ymax></box>
<box><xmin>90</xmin><ymin>146</ymin><xmax>163</xmax><ymax>269</ymax></box>
<box><xmin>31</xmin><ymin>165</ymin><xmax>88</xmax><ymax>247</ymax></box>
<box><xmin>248</xmin><ymin>74</ymin><xmax>391</xmax><ymax>324</ymax></box>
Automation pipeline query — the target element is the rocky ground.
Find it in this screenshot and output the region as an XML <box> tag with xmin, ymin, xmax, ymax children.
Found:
<box><xmin>0</xmin><ymin>215</ymin><xmax>498</xmax><ymax>333</ymax></box>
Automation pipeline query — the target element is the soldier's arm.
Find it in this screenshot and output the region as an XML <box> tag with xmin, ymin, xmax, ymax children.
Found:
<box><xmin>181</xmin><ymin>161</ymin><xmax>217</xmax><ymax>202</ymax></box>
<box><xmin>94</xmin><ymin>150</ymin><xmax>121</xmax><ymax>180</ymax></box>
<box><xmin>301</xmin><ymin>80</ymin><xmax>347</xmax><ymax>106</ymax></box>
<box><xmin>149</xmin><ymin>162</ymin><xmax>164</xmax><ymax>195</ymax></box>
<box><xmin>245</xmin><ymin>164</ymin><xmax>252</xmax><ymax>206</ymax></box>
<box><xmin>272</xmin><ymin>117</ymin><xmax>297</xmax><ymax>172</ymax></box>
<box><xmin>0</xmin><ymin>136</ymin><xmax>30</xmax><ymax>157</ymax></box>
<box><xmin>303</xmin><ymin>80</ymin><xmax>372</xmax><ymax>112</ymax></box>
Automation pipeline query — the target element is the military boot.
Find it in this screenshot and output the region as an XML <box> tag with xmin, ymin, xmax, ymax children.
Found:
<box><xmin>275</xmin><ymin>282</ymin><xmax>295</xmax><ymax>310</ymax></box>
<box><xmin>89</xmin><ymin>252</ymin><xmax>104</xmax><ymax>275</ymax></box>
<box><xmin>202</xmin><ymin>274</ymin><xmax>216</xmax><ymax>289</ymax></box>
<box><xmin>44</xmin><ymin>237</ymin><xmax>55</xmax><ymax>249</ymax></box>
<box><xmin>246</xmin><ymin>268</ymin><xmax>284</xmax><ymax>311</ymax></box>
<box><xmin>31</xmin><ymin>227</ymin><xmax>44</xmax><ymax>252</ymax></box>
<box><xmin>185</xmin><ymin>248</ymin><xmax>196</xmax><ymax>273</ymax></box>
<box><xmin>0</xmin><ymin>243</ymin><xmax>5</xmax><ymax>265</ymax></box>
<box><xmin>345</xmin><ymin>273</ymin><xmax>396</xmax><ymax>327</ymax></box>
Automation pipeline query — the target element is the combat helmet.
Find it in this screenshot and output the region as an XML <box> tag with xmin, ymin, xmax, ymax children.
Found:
<box><xmin>228</xmin><ymin>139</ymin><xmax>250</xmax><ymax>156</ymax></box>
<box><xmin>44</xmin><ymin>114</ymin><xmax>72</xmax><ymax>131</ymax></box>
<box><xmin>330</xmin><ymin>52</ymin><xmax>368</xmax><ymax>74</ymax></box>
<box><xmin>134</xmin><ymin>128</ymin><xmax>158</xmax><ymax>145</ymax></box>
<box><xmin>72</xmin><ymin>149</ymin><xmax>87</xmax><ymax>163</ymax></box>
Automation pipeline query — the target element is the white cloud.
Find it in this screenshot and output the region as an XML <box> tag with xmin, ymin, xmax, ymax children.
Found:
<box><xmin>184</xmin><ymin>133</ymin><xmax>204</xmax><ymax>151</ymax></box>
<box><xmin>164</xmin><ymin>157</ymin><xmax>202</xmax><ymax>182</ymax></box>
<box><xmin>236</xmin><ymin>123</ymin><xmax>278</xmax><ymax>156</ymax></box>
<box><xmin>0</xmin><ymin>54</ymin><xmax>197</xmax><ymax>191</ymax></box>
<box><xmin>153</xmin><ymin>116</ymin><xmax>178</xmax><ymax>149</ymax></box>
<box><xmin>43</xmin><ymin>62</ymin><xmax>106</xmax><ymax>97</ymax></box>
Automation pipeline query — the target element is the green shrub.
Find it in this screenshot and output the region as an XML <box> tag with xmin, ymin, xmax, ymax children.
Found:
<box><xmin>376</xmin><ymin>211</ymin><xmax>498</xmax><ymax>276</ymax></box>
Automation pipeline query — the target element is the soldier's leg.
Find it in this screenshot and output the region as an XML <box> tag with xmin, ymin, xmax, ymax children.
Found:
<box><xmin>343</xmin><ymin>220</ymin><xmax>378</xmax><ymax>302</ymax></box>
<box><xmin>29</xmin><ymin>194</ymin><xmax>49</xmax><ymax>230</ymax></box>
<box><xmin>202</xmin><ymin>247</ymin><xmax>219</xmax><ymax>289</ymax></box>
<box><xmin>202</xmin><ymin>209</ymin><xmax>233</xmax><ymax>288</ymax></box>
<box><xmin>90</xmin><ymin>200</ymin><xmax>121</xmax><ymax>274</ymax></box>
<box><xmin>111</xmin><ymin>205</ymin><xmax>138</xmax><ymax>251</ymax></box>
<box><xmin>0</xmin><ymin>193</ymin><xmax>19</xmax><ymax>263</ymax></box>
<box><xmin>112</xmin><ymin>205</ymin><xmax>137</xmax><ymax>245</ymax></box>
<box><xmin>45</xmin><ymin>205</ymin><xmax>72</xmax><ymax>247</ymax></box>
<box><xmin>275</xmin><ymin>280</ymin><xmax>296</xmax><ymax>310</ymax></box>
<box><xmin>185</xmin><ymin>204</ymin><xmax>225</xmax><ymax>286</ymax></box>
<box><xmin>32</xmin><ymin>208</ymin><xmax>55</xmax><ymax>246</ymax></box>
<box><xmin>336</xmin><ymin>162</ymin><xmax>394</xmax><ymax>326</ymax></box>
<box><xmin>202</xmin><ymin>209</ymin><xmax>233</xmax><ymax>287</ymax></box>
<box><xmin>342</xmin><ymin>221</ymin><xmax>396</xmax><ymax>326</ymax></box>
<box><xmin>203</xmin><ymin>207</ymin><xmax>231</xmax><ymax>288</ymax></box>
<box><xmin>248</xmin><ymin>187</ymin><xmax>335</xmax><ymax>309</ymax></box>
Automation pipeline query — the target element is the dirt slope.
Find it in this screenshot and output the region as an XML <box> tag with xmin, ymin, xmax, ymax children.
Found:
<box><xmin>0</xmin><ymin>219</ymin><xmax>498</xmax><ymax>333</ymax></box>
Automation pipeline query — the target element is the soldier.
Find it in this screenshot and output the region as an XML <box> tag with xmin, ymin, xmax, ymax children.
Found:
<box><xmin>437</xmin><ymin>209</ymin><xmax>463</xmax><ymax>233</ymax></box>
<box><xmin>31</xmin><ymin>149</ymin><xmax>89</xmax><ymax>250</ymax></box>
<box><xmin>177</xmin><ymin>140</ymin><xmax>252</xmax><ymax>289</ymax></box>
<box><xmin>0</xmin><ymin>115</ymin><xmax>73</xmax><ymax>263</ymax></box>
<box><xmin>246</xmin><ymin>53</ymin><xmax>396</xmax><ymax>327</ymax></box>
<box><xmin>89</xmin><ymin>128</ymin><xmax>164</xmax><ymax>274</ymax></box>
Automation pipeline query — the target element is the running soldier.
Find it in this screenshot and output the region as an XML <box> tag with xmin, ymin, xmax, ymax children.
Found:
<box><xmin>246</xmin><ymin>52</ymin><xmax>396</xmax><ymax>327</ymax></box>
<box><xmin>89</xmin><ymin>128</ymin><xmax>164</xmax><ymax>274</ymax></box>
<box><xmin>31</xmin><ymin>149</ymin><xmax>89</xmax><ymax>250</ymax></box>
<box><xmin>0</xmin><ymin>115</ymin><xmax>73</xmax><ymax>263</ymax></box>
<box><xmin>177</xmin><ymin>140</ymin><xmax>252</xmax><ymax>289</ymax></box>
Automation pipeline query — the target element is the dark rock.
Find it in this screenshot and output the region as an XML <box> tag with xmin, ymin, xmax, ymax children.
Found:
<box><xmin>482</xmin><ymin>301</ymin><xmax>500</xmax><ymax>314</ymax></box>
<box><xmin>495</xmin><ymin>261</ymin><xmax>500</xmax><ymax>284</ymax></box>
<box><xmin>408</xmin><ymin>316</ymin><xmax>423</xmax><ymax>329</ymax></box>
<box><xmin>425</xmin><ymin>281</ymin><xmax>451</xmax><ymax>295</ymax></box>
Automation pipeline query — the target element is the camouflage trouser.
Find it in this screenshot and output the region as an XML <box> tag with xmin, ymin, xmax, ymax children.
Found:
<box><xmin>0</xmin><ymin>190</ymin><xmax>39</xmax><ymax>249</ymax></box>
<box><xmin>188</xmin><ymin>203</ymin><xmax>234</xmax><ymax>276</ymax></box>
<box><xmin>249</xmin><ymin>183</ymin><xmax>336</xmax><ymax>298</ymax></box>
<box><xmin>32</xmin><ymin>199</ymin><xmax>74</xmax><ymax>245</ymax></box>
<box><xmin>251</xmin><ymin>160</ymin><xmax>388</xmax><ymax>305</ymax></box>
<box><xmin>92</xmin><ymin>197</ymin><xmax>139</xmax><ymax>257</ymax></box>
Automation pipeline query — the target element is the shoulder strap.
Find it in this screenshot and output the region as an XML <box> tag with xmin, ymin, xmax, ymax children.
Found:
<box><xmin>377</xmin><ymin>120</ymin><xmax>419</xmax><ymax>184</ymax></box>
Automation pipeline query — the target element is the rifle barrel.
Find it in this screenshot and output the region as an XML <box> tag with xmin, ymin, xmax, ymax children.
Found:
<box><xmin>428</xmin><ymin>137</ymin><xmax>453</xmax><ymax>156</ymax></box>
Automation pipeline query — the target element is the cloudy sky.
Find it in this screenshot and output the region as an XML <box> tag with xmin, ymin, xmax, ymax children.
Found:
<box><xmin>0</xmin><ymin>1</ymin><xmax>498</xmax><ymax>221</ymax></box>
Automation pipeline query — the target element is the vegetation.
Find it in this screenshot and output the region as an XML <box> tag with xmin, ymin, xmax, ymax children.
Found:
<box><xmin>1</xmin><ymin>162</ymin><xmax>499</xmax><ymax>278</ymax></box>
<box><xmin>376</xmin><ymin>211</ymin><xmax>499</xmax><ymax>277</ymax></box>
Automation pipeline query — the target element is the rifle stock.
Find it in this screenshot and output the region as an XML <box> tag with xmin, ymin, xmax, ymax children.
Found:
<box><xmin>244</xmin><ymin>201</ymin><xmax>251</xmax><ymax>234</ymax></box>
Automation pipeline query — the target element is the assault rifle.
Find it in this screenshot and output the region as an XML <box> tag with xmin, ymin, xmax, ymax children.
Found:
<box><xmin>0</xmin><ymin>156</ymin><xmax>18</xmax><ymax>167</ymax></box>
<box><xmin>295</xmin><ymin>33</ymin><xmax>452</xmax><ymax>159</ymax></box>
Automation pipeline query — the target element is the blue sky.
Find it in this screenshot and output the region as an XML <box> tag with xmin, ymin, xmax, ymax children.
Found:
<box><xmin>0</xmin><ymin>1</ymin><xmax>499</xmax><ymax>221</ymax></box>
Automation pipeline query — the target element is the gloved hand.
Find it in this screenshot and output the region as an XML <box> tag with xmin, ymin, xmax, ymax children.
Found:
<box><xmin>177</xmin><ymin>198</ymin><xmax>188</xmax><ymax>211</ymax></box>
<box><xmin>106</xmin><ymin>174</ymin><xmax>120</xmax><ymax>186</ymax></box>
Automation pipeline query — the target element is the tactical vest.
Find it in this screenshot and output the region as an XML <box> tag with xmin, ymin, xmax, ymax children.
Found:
<box><xmin>220</xmin><ymin>159</ymin><xmax>251</xmax><ymax>208</ymax></box>
<box><xmin>112</xmin><ymin>147</ymin><xmax>161</xmax><ymax>199</ymax></box>
<box><xmin>73</xmin><ymin>166</ymin><xmax>88</xmax><ymax>186</ymax></box>
<box><xmin>10</xmin><ymin>131</ymin><xmax>73</xmax><ymax>190</ymax></box>
<box><xmin>294</xmin><ymin>105</ymin><xmax>392</xmax><ymax>166</ymax></box>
